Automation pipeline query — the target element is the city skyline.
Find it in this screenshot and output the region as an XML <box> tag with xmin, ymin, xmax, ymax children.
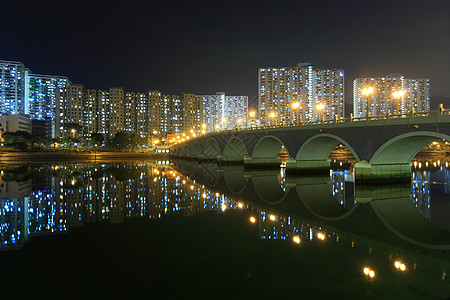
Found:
<box><xmin>1</xmin><ymin>1</ymin><xmax>449</xmax><ymax>107</ymax></box>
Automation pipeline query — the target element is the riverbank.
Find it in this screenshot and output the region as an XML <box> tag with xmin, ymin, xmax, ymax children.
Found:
<box><xmin>0</xmin><ymin>151</ymin><xmax>169</xmax><ymax>164</ymax></box>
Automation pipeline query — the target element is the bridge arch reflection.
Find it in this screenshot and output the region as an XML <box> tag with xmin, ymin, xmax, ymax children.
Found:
<box><xmin>172</xmin><ymin>161</ymin><xmax>450</xmax><ymax>250</ymax></box>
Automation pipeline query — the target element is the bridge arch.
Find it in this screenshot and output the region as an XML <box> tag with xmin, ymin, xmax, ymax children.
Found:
<box><xmin>204</xmin><ymin>138</ymin><xmax>221</xmax><ymax>159</ymax></box>
<box><xmin>191</xmin><ymin>142</ymin><xmax>202</xmax><ymax>157</ymax></box>
<box><xmin>251</xmin><ymin>135</ymin><xmax>291</xmax><ymax>158</ymax></box>
<box><xmin>182</xmin><ymin>145</ymin><xmax>190</xmax><ymax>156</ymax></box>
<box><xmin>370</xmin><ymin>131</ymin><xmax>450</xmax><ymax>164</ymax></box>
<box><xmin>295</xmin><ymin>133</ymin><xmax>360</xmax><ymax>161</ymax></box>
<box><xmin>223</xmin><ymin>137</ymin><xmax>248</xmax><ymax>158</ymax></box>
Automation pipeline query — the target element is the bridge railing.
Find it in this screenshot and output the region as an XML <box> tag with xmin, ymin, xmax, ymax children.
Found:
<box><xmin>175</xmin><ymin>107</ymin><xmax>450</xmax><ymax>144</ymax></box>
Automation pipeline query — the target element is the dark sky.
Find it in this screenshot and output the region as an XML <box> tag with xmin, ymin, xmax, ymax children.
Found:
<box><xmin>2</xmin><ymin>0</ymin><xmax>449</xmax><ymax>108</ymax></box>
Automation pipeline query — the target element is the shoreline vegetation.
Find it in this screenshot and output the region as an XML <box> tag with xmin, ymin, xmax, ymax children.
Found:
<box><xmin>0</xmin><ymin>151</ymin><xmax>169</xmax><ymax>163</ymax></box>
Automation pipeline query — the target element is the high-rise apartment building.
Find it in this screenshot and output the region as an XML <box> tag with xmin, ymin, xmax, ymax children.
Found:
<box><xmin>168</xmin><ymin>94</ymin><xmax>184</xmax><ymax>134</ymax></box>
<box><xmin>82</xmin><ymin>89</ymin><xmax>98</xmax><ymax>135</ymax></box>
<box><xmin>198</xmin><ymin>92</ymin><xmax>248</xmax><ymax>132</ymax></box>
<box><xmin>183</xmin><ymin>93</ymin><xmax>203</xmax><ymax>134</ymax></box>
<box><xmin>124</xmin><ymin>92</ymin><xmax>136</xmax><ymax>134</ymax></box>
<box><xmin>109</xmin><ymin>87</ymin><xmax>124</xmax><ymax>137</ymax></box>
<box><xmin>97</xmin><ymin>90</ymin><xmax>110</xmax><ymax>138</ymax></box>
<box><xmin>0</xmin><ymin>60</ymin><xmax>26</xmax><ymax>115</ymax></box>
<box><xmin>66</xmin><ymin>84</ymin><xmax>84</xmax><ymax>125</ymax></box>
<box><xmin>353</xmin><ymin>74</ymin><xmax>430</xmax><ymax>117</ymax></box>
<box><xmin>135</xmin><ymin>92</ymin><xmax>148</xmax><ymax>138</ymax></box>
<box><xmin>314</xmin><ymin>69</ymin><xmax>345</xmax><ymax>120</ymax></box>
<box><xmin>148</xmin><ymin>90</ymin><xmax>162</xmax><ymax>136</ymax></box>
<box><xmin>258</xmin><ymin>63</ymin><xmax>344</xmax><ymax>125</ymax></box>
<box><xmin>27</xmin><ymin>73</ymin><xmax>69</xmax><ymax>137</ymax></box>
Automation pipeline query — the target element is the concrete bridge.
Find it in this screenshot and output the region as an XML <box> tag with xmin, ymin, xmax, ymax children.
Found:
<box><xmin>171</xmin><ymin>108</ymin><xmax>450</xmax><ymax>182</ymax></box>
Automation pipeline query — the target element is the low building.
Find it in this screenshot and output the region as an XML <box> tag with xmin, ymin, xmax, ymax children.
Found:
<box><xmin>0</xmin><ymin>114</ymin><xmax>32</xmax><ymax>140</ymax></box>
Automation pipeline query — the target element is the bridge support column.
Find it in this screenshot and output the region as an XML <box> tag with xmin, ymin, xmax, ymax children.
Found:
<box><xmin>354</xmin><ymin>160</ymin><xmax>411</xmax><ymax>183</ymax></box>
<box><xmin>196</xmin><ymin>154</ymin><xmax>207</xmax><ymax>161</ymax></box>
<box><xmin>244</xmin><ymin>157</ymin><xmax>281</xmax><ymax>169</ymax></box>
<box><xmin>285</xmin><ymin>158</ymin><xmax>331</xmax><ymax>174</ymax></box>
<box><xmin>354</xmin><ymin>183</ymin><xmax>411</xmax><ymax>203</ymax></box>
<box><xmin>217</xmin><ymin>156</ymin><xmax>244</xmax><ymax>165</ymax></box>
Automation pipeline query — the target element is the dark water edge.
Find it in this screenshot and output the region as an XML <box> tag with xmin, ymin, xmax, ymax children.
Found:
<box><xmin>1</xmin><ymin>212</ymin><xmax>450</xmax><ymax>299</ymax></box>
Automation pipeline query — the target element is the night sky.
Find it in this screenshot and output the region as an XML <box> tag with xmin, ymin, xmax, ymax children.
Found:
<box><xmin>2</xmin><ymin>0</ymin><xmax>449</xmax><ymax>108</ymax></box>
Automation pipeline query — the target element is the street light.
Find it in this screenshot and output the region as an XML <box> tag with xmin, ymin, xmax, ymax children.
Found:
<box><xmin>269</xmin><ymin>112</ymin><xmax>276</xmax><ymax>126</ymax></box>
<box><xmin>392</xmin><ymin>89</ymin><xmax>405</xmax><ymax>114</ymax></box>
<box><xmin>292</xmin><ymin>102</ymin><xmax>300</xmax><ymax>109</ymax></box>
<box><xmin>292</xmin><ymin>102</ymin><xmax>301</xmax><ymax>125</ymax></box>
<box><xmin>315</xmin><ymin>103</ymin><xmax>325</xmax><ymax>122</ymax></box>
<box><xmin>249</xmin><ymin>111</ymin><xmax>256</xmax><ymax>118</ymax></box>
<box><xmin>362</xmin><ymin>87</ymin><xmax>375</xmax><ymax>117</ymax></box>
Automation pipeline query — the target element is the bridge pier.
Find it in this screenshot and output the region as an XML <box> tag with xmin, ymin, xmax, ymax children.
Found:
<box><xmin>244</xmin><ymin>157</ymin><xmax>281</xmax><ymax>169</ymax></box>
<box><xmin>354</xmin><ymin>183</ymin><xmax>411</xmax><ymax>203</ymax></box>
<box><xmin>285</xmin><ymin>158</ymin><xmax>331</xmax><ymax>174</ymax></box>
<box><xmin>217</xmin><ymin>155</ymin><xmax>244</xmax><ymax>165</ymax></box>
<box><xmin>354</xmin><ymin>160</ymin><xmax>411</xmax><ymax>183</ymax></box>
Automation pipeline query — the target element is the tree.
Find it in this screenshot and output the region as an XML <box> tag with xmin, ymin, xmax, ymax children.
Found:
<box><xmin>64</xmin><ymin>123</ymin><xmax>83</xmax><ymax>137</ymax></box>
<box><xmin>90</xmin><ymin>133</ymin><xmax>104</xmax><ymax>146</ymax></box>
<box><xmin>2</xmin><ymin>131</ymin><xmax>36</xmax><ymax>150</ymax></box>
<box><xmin>108</xmin><ymin>132</ymin><xmax>130</xmax><ymax>150</ymax></box>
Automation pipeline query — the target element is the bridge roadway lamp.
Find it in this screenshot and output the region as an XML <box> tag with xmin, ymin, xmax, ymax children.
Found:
<box><xmin>269</xmin><ymin>112</ymin><xmax>276</xmax><ymax>125</ymax></box>
<box><xmin>315</xmin><ymin>103</ymin><xmax>325</xmax><ymax>121</ymax></box>
<box><xmin>392</xmin><ymin>89</ymin><xmax>405</xmax><ymax>114</ymax></box>
<box><xmin>361</xmin><ymin>87</ymin><xmax>374</xmax><ymax>117</ymax></box>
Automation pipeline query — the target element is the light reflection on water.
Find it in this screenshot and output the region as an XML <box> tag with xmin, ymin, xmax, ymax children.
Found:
<box><xmin>1</xmin><ymin>160</ymin><xmax>450</xmax><ymax>294</ymax></box>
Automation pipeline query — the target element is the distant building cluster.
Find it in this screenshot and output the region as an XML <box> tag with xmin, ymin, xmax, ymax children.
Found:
<box><xmin>353</xmin><ymin>74</ymin><xmax>430</xmax><ymax>117</ymax></box>
<box><xmin>0</xmin><ymin>59</ymin><xmax>432</xmax><ymax>143</ymax></box>
<box><xmin>0</xmin><ymin>60</ymin><xmax>248</xmax><ymax>142</ymax></box>
<box><xmin>258</xmin><ymin>63</ymin><xmax>345</xmax><ymax>125</ymax></box>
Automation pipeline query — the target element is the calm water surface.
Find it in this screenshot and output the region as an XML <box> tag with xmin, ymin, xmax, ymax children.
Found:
<box><xmin>1</xmin><ymin>159</ymin><xmax>450</xmax><ymax>299</ymax></box>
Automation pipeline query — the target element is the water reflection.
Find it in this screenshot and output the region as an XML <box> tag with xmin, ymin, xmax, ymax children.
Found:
<box><xmin>2</xmin><ymin>160</ymin><xmax>450</xmax><ymax>285</ymax></box>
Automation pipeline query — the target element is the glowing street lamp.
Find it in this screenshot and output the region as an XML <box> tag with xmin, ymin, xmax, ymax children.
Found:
<box><xmin>249</xmin><ymin>111</ymin><xmax>256</xmax><ymax>118</ymax></box>
<box><xmin>362</xmin><ymin>87</ymin><xmax>374</xmax><ymax>117</ymax></box>
<box><xmin>392</xmin><ymin>89</ymin><xmax>405</xmax><ymax>114</ymax></box>
<box><xmin>292</xmin><ymin>102</ymin><xmax>301</xmax><ymax>109</ymax></box>
<box><xmin>316</xmin><ymin>103</ymin><xmax>325</xmax><ymax>111</ymax></box>
<box><xmin>315</xmin><ymin>103</ymin><xmax>325</xmax><ymax>122</ymax></box>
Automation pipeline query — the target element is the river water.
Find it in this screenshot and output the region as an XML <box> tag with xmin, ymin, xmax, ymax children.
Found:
<box><xmin>1</xmin><ymin>159</ymin><xmax>450</xmax><ymax>299</ymax></box>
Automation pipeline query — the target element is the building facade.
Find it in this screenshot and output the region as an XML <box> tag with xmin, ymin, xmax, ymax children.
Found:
<box><xmin>258</xmin><ymin>63</ymin><xmax>344</xmax><ymax>125</ymax></box>
<box><xmin>198</xmin><ymin>92</ymin><xmax>248</xmax><ymax>132</ymax></box>
<box><xmin>0</xmin><ymin>60</ymin><xmax>26</xmax><ymax>115</ymax></box>
<box><xmin>26</xmin><ymin>73</ymin><xmax>69</xmax><ymax>137</ymax></box>
<box><xmin>353</xmin><ymin>74</ymin><xmax>430</xmax><ymax>117</ymax></box>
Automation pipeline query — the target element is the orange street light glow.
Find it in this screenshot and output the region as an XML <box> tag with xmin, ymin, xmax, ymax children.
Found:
<box><xmin>362</xmin><ymin>87</ymin><xmax>374</xmax><ymax>96</ymax></box>
<box><xmin>392</xmin><ymin>90</ymin><xmax>405</xmax><ymax>99</ymax></box>
<box><xmin>316</xmin><ymin>103</ymin><xmax>325</xmax><ymax>111</ymax></box>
